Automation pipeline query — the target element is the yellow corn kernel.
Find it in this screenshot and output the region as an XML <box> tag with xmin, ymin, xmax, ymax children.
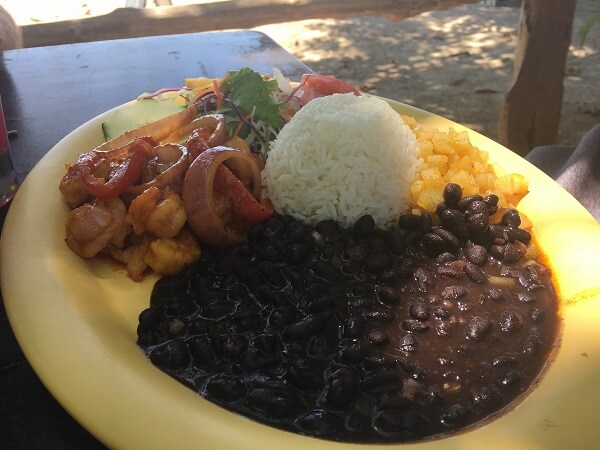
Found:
<box><xmin>421</xmin><ymin>166</ymin><xmax>443</xmax><ymax>190</ymax></box>
<box><xmin>425</xmin><ymin>154</ymin><xmax>449</xmax><ymax>173</ymax></box>
<box><xmin>410</xmin><ymin>179</ymin><xmax>425</xmax><ymax>198</ymax></box>
<box><xmin>418</xmin><ymin>139</ymin><xmax>435</xmax><ymax>157</ymax></box>
<box><xmin>417</xmin><ymin>189</ymin><xmax>444</xmax><ymax>213</ymax></box>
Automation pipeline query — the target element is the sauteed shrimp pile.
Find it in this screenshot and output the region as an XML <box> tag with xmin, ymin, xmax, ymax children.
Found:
<box><xmin>59</xmin><ymin>69</ymin><xmax>358</xmax><ymax>280</ymax></box>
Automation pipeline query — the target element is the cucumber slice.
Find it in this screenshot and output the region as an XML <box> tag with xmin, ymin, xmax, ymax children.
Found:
<box><xmin>101</xmin><ymin>98</ymin><xmax>186</xmax><ymax>141</ymax></box>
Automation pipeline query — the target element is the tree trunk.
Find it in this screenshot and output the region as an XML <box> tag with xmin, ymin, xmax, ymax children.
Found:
<box><xmin>498</xmin><ymin>0</ymin><xmax>577</xmax><ymax>156</ymax></box>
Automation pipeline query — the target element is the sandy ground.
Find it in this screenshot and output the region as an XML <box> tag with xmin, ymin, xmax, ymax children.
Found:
<box><xmin>2</xmin><ymin>0</ymin><xmax>599</xmax><ymax>147</ymax></box>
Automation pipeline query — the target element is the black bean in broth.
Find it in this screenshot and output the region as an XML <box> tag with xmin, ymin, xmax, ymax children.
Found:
<box><xmin>137</xmin><ymin>186</ymin><xmax>560</xmax><ymax>443</ymax></box>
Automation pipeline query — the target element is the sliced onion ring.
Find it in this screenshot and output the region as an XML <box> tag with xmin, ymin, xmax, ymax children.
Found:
<box><xmin>160</xmin><ymin>113</ymin><xmax>226</xmax><ymax>146</ymax></box>
<box><xmin>81</xmin><ymin>138</ymin><xmax>156</xmax><ymax>199</ymax></box>
<box><xmin>182</xmin><ymin>146</ymin><xmax>265</xmax><ymax>247</ymax></box>
<box><xmin>125</xmin><ymin>143</ymin><xmax>189</xmax><ymax>197</ymax></box>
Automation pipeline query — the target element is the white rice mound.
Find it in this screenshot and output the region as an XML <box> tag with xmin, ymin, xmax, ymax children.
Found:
<box><xmin>262</xmin><ymin>93</ymin><xmax>420</xmax><ymax>228</ymax></box>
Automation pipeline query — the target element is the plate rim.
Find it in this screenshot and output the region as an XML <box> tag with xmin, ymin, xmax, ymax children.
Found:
<box><xmin>3</xmin><ymin>98</ymin><xmax>600</xmax><ymax>450</ymax></box>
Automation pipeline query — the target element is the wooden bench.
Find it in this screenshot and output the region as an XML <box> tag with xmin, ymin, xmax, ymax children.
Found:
<box><xmin>19</xmin><ymin>0</ymin><xmax>577</xmax><ymax>156</ymax></box>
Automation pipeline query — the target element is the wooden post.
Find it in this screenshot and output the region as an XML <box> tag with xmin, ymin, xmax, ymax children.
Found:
<box><xmin>498</xmin><ymin>0</ymin><xmax>577</xmax><ymax>156</ymax></box>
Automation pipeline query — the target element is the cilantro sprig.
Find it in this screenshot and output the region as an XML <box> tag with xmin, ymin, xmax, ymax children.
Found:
<box><xmin>220</xmin><ymin>68</ymin><xmax>283</xmax><ymax>129</ymax></box>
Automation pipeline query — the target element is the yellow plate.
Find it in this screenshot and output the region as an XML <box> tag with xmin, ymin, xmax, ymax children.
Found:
<box><xmin>2</xmin><ymin>99</ymin><xmax>600</xmax><ymax>450</ymax></box>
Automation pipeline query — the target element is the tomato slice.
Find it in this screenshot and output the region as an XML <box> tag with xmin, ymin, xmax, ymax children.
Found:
<box><xmin>299</xmin><ymin>74</ymin><xmax>360</xmax><ymax>104</ymax></box>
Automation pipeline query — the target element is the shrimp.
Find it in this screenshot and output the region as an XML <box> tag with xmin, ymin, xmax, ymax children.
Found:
<box><xmin>126</xmin><ymin>187</ymin><xmax>187</xmax><ymax>238</ymax></box>
<box><xmin>59</xmin><ymin>158</ymin><xmax>111</xmax><ymax>208</ymax></box>
<box><xmin>144</xmin><ymin>228</ymin><xmax>201</xmax><ymax>276</ymax></box>
<box><xmin>65</xmin><ymin>197</ymin><xmax>129</xmax><ymax>258</ymax></box>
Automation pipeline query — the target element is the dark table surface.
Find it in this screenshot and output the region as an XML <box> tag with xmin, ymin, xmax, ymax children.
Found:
<box><xmin>0</xmin><ymin>30</ymin><xmax>310</xmax><ymax>450</ymax></box>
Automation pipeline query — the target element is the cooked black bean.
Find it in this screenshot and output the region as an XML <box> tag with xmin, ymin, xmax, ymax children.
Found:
<box><xmin>398</xmin><ymin>213</ymin><xmax>422</xmax><ymax>230</ymax></box>
<box><xmin>443</xmin><ymin>183</ymin><xmax>463</xmax><ymax>206</ymax></box>
<box><xmin>436</xmin><ymin>202</ymin><xmax>448</xmax><ymax>216</ymax></box>
<box><xmin>517</xmin><ymin>292</ymin><xmax>535</xmax><ymax>303</ymax></box>
<box><xmin>440</xmin><ymin>208</ymin><xmax>469</xmax><ymax>241</ymax></box>
<box><xmin>457</xmin><ymin>195</ymin><xmax>483</xmax><ymax>212</ymax></box>
<box><xmin>500</xmin><ymin>265</ymin><xmax>522</xmax><ymax>278</ymax></box>
<box><xmin>467</xmin><ymin>212</ymin><xmax>489</xmax><ymax>233</ymax></box>
<box><xmin>499</xmin><ymin>311</ymin><xmax>524</xmax><ymax>333</ymax></box>
<box><xmin>343</xmin><ymin>316</ymin><xmax>365</xmax><ymax>338</ymax></box>
<box><xmin>324</xmin><ymin>368</ymin><xmax>359</xmax><ymax>408</ymax></box>
<box><xmin>466</xmin><ymin>200</ymin><xmax>488</xmax><ymax>216</ymax></box>
<box><xmin>502</xmin><ymin>209</ymin><xmax>521</xmax><ymax>228</ymax></box>
<box><xmin>188</xmin><ymin>335</ymin><xmax>214</xmax><ymax>366</ymax></box>
<box><xmin>137</xmin><ymin>307</ymin><xmax>163</xmax><ymax>333</ymax></box>
<box><xmin>399</xmin><ymin>334</ymin><xmax>418</xmax><ymax>352</ymax></box>
<box><xmin>503</xmin><ymin>243</ymin><xmax>521</xmax><ymax>263</ymax></box>
<box><xmin>140</xmin><ymin>205</ymin><xmax>559</xmax><ymax>444</ymax></box>
<box><xmin>414</xmin><ymin>267</ymin><xmax>432</xmax><ymax>292</ymax></box>
<box><xmin>402</xmin><ymin>319</ymin><xmax>429</xmax><ymax>333</ymax></box>
<box><xmin>465</xmin><ymin>316</ymin><xmax>492</xmax><ymax>342</ymax></box>
<box><xmin>440</xmin><ymin>403</ymin><xmax>473</xmax><ymax>427</ymax></box>
<box><xmin>409</xmin><ymin>298</ymin><xmax>430</xmax><ymax>320</ymax></box>
<box><xmin>436</xmin><ymin>251</ymin><xmax>456</xmax><ymax>264</ymax></box>
<box><xmin>374</xmin><ymin>409</ymin><xmax>430</xmax><ymax>436</ymax></box>
<box><xmin>483</xmin><ymin>194</ymin><xmax>499</xmax><ymax>211</ymax></box>
<box><xmin>441</xmin><ymin>285</ymin><xmax>469</xmax><ymax>300</ymax></box>
<box><xmin>149</xmin><ymin>340</ymin><xmax>189</xmax><ymax>369</ymax></box>
<box><xmin>420</xmin><ymin>214</ymin><xmax>433</xmax><ymax>234</ymax></box>
<box><xmin>422</xmin><ymin>232</ymin><xmax>447</xmax><ymax>256</ymax></box>
<box><xmin>483</xmin><ymin>288</ymin><xmax>504</xmax><ymax>302</ymax></box>
<box><xmin>513</xmin><ymin>227</ymin><xmax>531</xmax><ymax>244</ymax></box>
<box><xmin>363</xmin><ymin>309</ymin><xmax>395</xmax><ymax>324</ymax></box>
<box><xmin>205</xmin><ymin>376</ymin><xmax>246</xmax><ymax>403</ymax></box>
<box><xmin>433</xmin><ymin>306</ymin><xmax>453</xmax><ymax>319</ymax></box>
<box><xmin>490</xmin><ymin>244</ymin><xmax>505</xmax><ymax>259</ymax></box>
<box><xmin>464</xmin><ymin>263</ymin><xmax>487</xmax><ymax>283</ymax></box>
<box><xmin>434</xmin><ymin>228</ymin><xmax>460</xmax><ymax>253</ymax></box>
<box><xmin>283</xmin><ymin>314</ymin><xmax>326</xmax><ymax>341</ymax></box>
<box><xmin>465</xmin><ymin>241</ymin><xmax>488</xmax><ymax>266</ymax></box>
<box><xmin>368</xmin><ymin>329</ymin><xmax>390</xmax><ymax>345</ymax></box>
<box><xmin>221</xmin><ymin>334</ymin><xmax>248</xmax><ymax>359</ymax></box>
<box><xmin>248</xmin><ymin>387</ymin><xmax>297</xmax><ymax>419</ymax></box>
<box><xmin>437</xmin><ymin>266</ymin><xmax>462</xmax><ymax>278</ymax></box>
<box><xmin>352</xmin><ymin>215</ymin><xmax>375</xmax><ymax>239</ymax></box>
<box><xmin>378</xmin><ymin>285</ymin><xmax>400</xmax><ymax>305</ymax></box>
<box><xmin>473</xmin><ymin>384</ymin><xmax>502</xmax><ymax>408</ymax></box>
<box><xmin>316</xmin><ymin>219</ymin><xmax>342</xmax><ymax>243</ymax></box>
<box><xmin>296</xmin><ymin>409</ymin><xmax>339</xmax><ymax>436</ymax></box>
<box><xmin>340</xmin><ymin>342</ymin><xmax>371</xmax><ymax>364</ymax></box>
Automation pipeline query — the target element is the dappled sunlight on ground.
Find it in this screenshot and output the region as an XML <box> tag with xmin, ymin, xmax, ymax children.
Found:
<box><xmin>257</xmin><ymin>6</ymin><xmax>522</xmax><ymax>135</ymax></box>
<box><xmin>256</xmin><ymin>2</ymin><xmax>599</xmax><ymax>145</ymax></box>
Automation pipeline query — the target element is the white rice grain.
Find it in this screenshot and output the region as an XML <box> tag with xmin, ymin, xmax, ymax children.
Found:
<box><xmin>262</xmin><ymin>93</ymin><xmax>419</xmax><ymax>228</ymax></box>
